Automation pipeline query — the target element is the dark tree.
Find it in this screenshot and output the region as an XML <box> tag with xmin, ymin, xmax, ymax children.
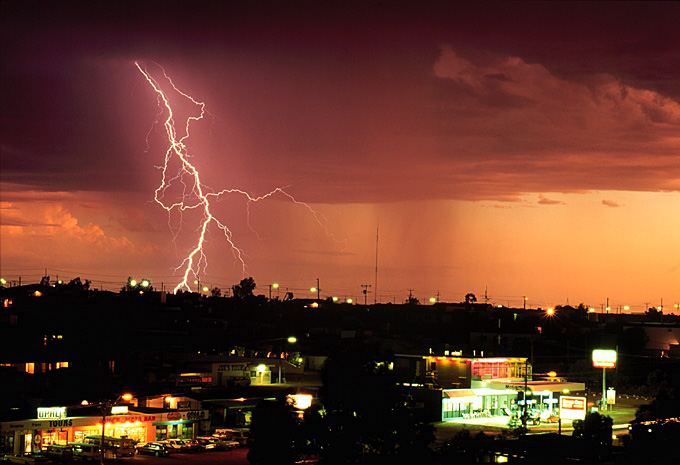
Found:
<box><xmin>646</xmin><ymin>306</ymin><xmax>663</xmax><ymax>322</ymax></box>
<box><xmin>572</xmin><ymin>411</ymin><xmax>613</xmax><ymax>445</ymax></box>
<box><xmin>232</xmin><ymin>277</ymin><xmax>256</xmax><ymax>299</ymax></box>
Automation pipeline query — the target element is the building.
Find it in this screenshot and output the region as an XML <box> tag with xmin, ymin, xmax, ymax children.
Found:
<box><xmin>0</xmin><ymin>395</ymin><xmax>209</xmax><ymax>455</ymax></box>
<box><xmin>394</xmin><ymin>354</ymin><xmax>585</xmax><ymax>422</ymax></box>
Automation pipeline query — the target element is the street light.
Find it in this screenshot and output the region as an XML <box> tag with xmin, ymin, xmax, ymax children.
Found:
<box><xmin>269</xmin><ymin>283</ymin><xmax>279</xmax><ymax>300</ymax></box>
<box><xmin>93</xmin><ymin>393</ymin><xmax>133</xmax><ymax>465</ymax></box>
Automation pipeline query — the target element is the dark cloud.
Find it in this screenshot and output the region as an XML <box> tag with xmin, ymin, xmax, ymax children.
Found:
<box><xmin>1</xmin><ymin>1</ymin><xmax>679</xmax><ymax>204</ymax></box>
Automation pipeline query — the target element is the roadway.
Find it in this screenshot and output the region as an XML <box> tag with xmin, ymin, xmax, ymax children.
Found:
<box><xmin>130</xmin><ymin>447</ymin><xmax>248</xmax><ymax>465</ymax></box>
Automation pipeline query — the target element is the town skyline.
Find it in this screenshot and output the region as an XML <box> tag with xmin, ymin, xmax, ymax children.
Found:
<box><xmin>2</xmin><ymin>2</ymin><xmax>679</xmax><ymax>310</ymax></box>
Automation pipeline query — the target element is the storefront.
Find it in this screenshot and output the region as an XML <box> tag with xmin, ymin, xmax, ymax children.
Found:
<box><xmin>0</xmin><ymin>408</ymin><xmax>182</xmax><ymax>454</ymax></box>
<box><xmin>442</xmin><ymin>388</ymin><xmax>518</xmax><ymax>420</ymax></box>
<box><xmin>152</xmin><ymin>410</ymin><xmax>211</xmax><ymax>440</ymax></box>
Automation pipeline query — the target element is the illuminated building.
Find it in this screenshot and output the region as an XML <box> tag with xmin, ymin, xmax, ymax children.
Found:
<box><xmin>0</xmin><ymin>396</ymin><xmax>209</xmax><ymax>455</ymax></box>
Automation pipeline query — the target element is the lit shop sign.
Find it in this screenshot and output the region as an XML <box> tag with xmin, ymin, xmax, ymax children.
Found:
<box><xmin>37</xmin><ymin>407</ymin><xmax>67</xmax><ymax>419</ymax></box>
<box><xmin>559</xmin><ymin>396</ymin><xmax>587</xmax><ymax>421</ymax></box>
<box><xmin>592</xmin><ymin>349</ymin><xmax>617</xmax><ymax>368</ymax></box>
<box><xmin>111</xmin><ymin>406</ymin><xmax>129</xmax><ymax>414</ymax></box>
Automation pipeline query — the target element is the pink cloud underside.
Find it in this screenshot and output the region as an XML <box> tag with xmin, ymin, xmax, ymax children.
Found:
<box><xmin>602</xmin><ymin>199</ymin><xmax>622</xmax><ymax>207</ymax></box>
<box><xmin>537</xmin><ymin>194</ymin><xmax>564</xmax><ymax>205</ymax></box>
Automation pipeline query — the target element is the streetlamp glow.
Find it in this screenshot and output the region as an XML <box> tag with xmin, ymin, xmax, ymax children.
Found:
<box><xmin>310</xmin><ymin>287</ymin><xmax>317</xmax><ymax>293</ymax></box>
<box><xmin>287</xmin><ymin>336</ymin><xmax>297</xmax><ymax>344</ymax></box>
<box><xmin>129</xmin><ymin>279</ymin><xmax>137</xmax><ymax>287</ymax></box>
<box><xmin>546</xmin><ymin>308</ymin><xmax>554</xmax><ymax>316</ymax></box>
<box><xmin>346</xmin><ymin>298</ymin><xmax>353</xmax><ymax>304</ymax></box>
<box><xmin>140</xmin><ymin>279</ymin><xmax>150</xmax><ymax>288</ymax></box>
<box><xmin>429</xmin><ymin>297</ymin><xmax>436</xmax><ymax>303</ymax></box>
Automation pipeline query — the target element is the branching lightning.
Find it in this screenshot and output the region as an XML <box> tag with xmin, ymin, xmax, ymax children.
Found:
<box><xmin>135</xmin><ymin>62</ymin><xmax>338</xmax><ymax>293</ymax></box>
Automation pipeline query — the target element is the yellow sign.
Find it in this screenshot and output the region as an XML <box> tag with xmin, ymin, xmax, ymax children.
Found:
<box><xmin>37</xmin><ymin>407</ymin><xmax>67</xmax><ymax>419</ymax></box>
<box><xmin>592</xmin><ymin>349</ymin><xmax>617</xmax><ymax>368</ymax></box>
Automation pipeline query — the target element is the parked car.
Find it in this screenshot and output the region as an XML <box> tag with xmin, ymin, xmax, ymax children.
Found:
<box><xmin>216</xmin><ymin>428</ymin><xmax>250</xmax><ymax>446</ymax></box>
<box><xmin>69</xmin><ymin>442</ymin><xmax>100</xmax><ymax>462</ymax></box>
<box><xmin>2</xmin><ymin>453</ymin><xmax>50</xmax><ymax>465</ymax></box>
<box><xmin>182</xmin><ymin>439</ymin><xmax>201</xmax><ymax>452</ymax></box>
<box><xmin>163</xmin><ymin>438</ymin><xmax>189</xmax><ymax>451</ymax></box>
<box><xmin>195</xmin><ymin>438</ymin><xmax>217</xmax><ymax>451</ymax></box>
<box><xmin>45</xmin><ymin>444</ymin><xmax>74</xmax><ymax>462</ymax></box>
<box><xmin>135</xmin><ymin>442</ymin><xmax>171</xmax><ymax>457</ymax></box>
<box><xmin>207</xmin><ymin>436</ymin><xmax>239</xmax><ymax>450</ymax></box>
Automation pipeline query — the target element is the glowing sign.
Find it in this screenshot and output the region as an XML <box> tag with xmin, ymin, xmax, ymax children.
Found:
<box><xmin>592</xmin><ymin>349</ymin><xmax>617</xmax><ymax>368</ymax></box>
<box><xmin>37</xmin><ymin>407</ymin><xmax>67</xmax><ymax>419</ymax></box>
<box><xmin>287</xmin><ymin>394</ymin><xmax>313</xmax><ymax>410</ymax></box>
<box><xmin>110</xmin><ymin>406</ymin><xmax>129</xmax><ymax>414</ymax></box>
<box><xmin>559</xmin><ymin>396</ymin><xmax>587</xmax><ymax>420</ymax></box>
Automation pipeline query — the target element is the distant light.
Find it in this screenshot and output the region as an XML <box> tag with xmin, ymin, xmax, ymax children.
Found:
<box><xmin>497</xmin><ymin>305</ymin><xmax>503</xmax><ymax>308</ymax></box>
<box><xmin>546</xmin><ymin>308</ymin><xmax>554</xmax><ymax>315</ymax></box>
<box><xmin>606</xmin><ymin>307</ymin><xmax>611</xmax><ymax>312</ymax></box>
<box><xmin>287</xmin><ymin>336</ymin><xmax>297</xmax><ymax>344</ymax></box>
<box><xmin>346</xmin><ymin>298</ymin><xmax>353</xmax><ymax>304</ymax></box>
<box><xmin>332</xmin><ymin>296</ymin><xmax>338</xmax><ymax>302</ymax></box>
<box><xmin>122</xmin><ymin>393</ymin><xmax>133</xmax><ymax>402</ymax></box>
<box><xmin>130</xmin><ymin>279</ymin><xmax>137</xmax><ymax>287</ymax></box>
<box><xmin>588</xmin><ymin>308</ymin><xmax>595</xmax><ymax>313</ymax></box>
<box><xmin>202</xmin><ymin>287</ymin><xmax>209</xmax><ymax>292</ymax></box>
<box><xmin>310</xmin><ymin>287</ymin><xmax>317</xmax><ymax>293</ymax></box>
<box><xmin>547</xmin><ymin>371</ymin><xmax>557</xmax><ymax>377</ymax></box>
<box><xmin>624</xmin><ymin>306</ymin><xmax>630</xmax><ymax>311</ymax></box>
<box><xmin>310</xmin><ymin>302</ymin><xmax>319</xmax><ymax>308</ymax></box>
<box><xmin>288</xmin><ymin>394</ymin><xmax>312</xmax><ymax>410</ymax></box>
<box><xmin>429</xmin><ymin>297</ymin><xmax>436</xmax><ymax>303</ymax></box>
<box><xmin>34</xmin><ymin>291</ymin><xmax>43</xmax><ymax>297</ymax></box>
<box><xmin>272</xmin><ymin>283</ymin><xmax>279</xmax><ymax>289</ymax></box>
<box><xmin>194</xmin><ymin>280</ymin><xmax>199</xmax><ymax>285</ymax></box>
<box><xmin>0</xmin><ymin>278</ymin><xmax>6</xmax><ymax>285</ymax></box>
<box><xmin>256</xmin><ymin>364</ymin><xmax>266</xmax><ymax>373</ymax></box>
<box><xmin>81</xmin><ymin>400</ymin><xmax>89</xmax><ymax>405</ymax></box>
<box><xmin>141</xmin><ymin>279</ymin><xmax>150</xmax><ymax>287</ymax></box>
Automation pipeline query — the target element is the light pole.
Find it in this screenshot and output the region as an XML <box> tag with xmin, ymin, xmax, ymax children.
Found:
<box><xmin>97</xmin><ymin>393</ymin><xmax>132</xmax><ymax>465</ymax></box>
<box><xmin>310</xmin><ymin>279</ymin><xmax>320</xmax><ymax>300</ymax></box>
<box><xmin>269</xmin><ymin>283</ymin><xmax>279</xmax><ymax>300</ymax></box>
<box><xmin>592</xmin><ymin>349</ymin><xmax>616</xmax><ymax>411</ymax></box>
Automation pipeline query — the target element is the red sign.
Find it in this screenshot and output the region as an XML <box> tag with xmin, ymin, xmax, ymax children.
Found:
<box><xmin>560</xmin><ymin>396</ymin><xmax>587</xmax><ymax>420</ymax></box>
<box><xmin>167</xmin><ymin>412</ymin><xmax>181</xmax><ymax>421</ymax></box>
<box><xmin>592</xmin><ymin>349</ymin><xmax>617</xmax><ymax>368</ymax></box>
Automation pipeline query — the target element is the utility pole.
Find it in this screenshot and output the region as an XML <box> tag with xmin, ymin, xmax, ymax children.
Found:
<box><xmin>407</xmin><ymin>289</ymin><xmax>414</xmax><ymax>304</ymax></box>
<box><xmin>361</xmin><ymin>284</ymin><xmax>371</xmax><ymax>306</ymax></box>
<box><xmin>374</xmin><ymin>223</ymin><xmax>379</xmax><ymax>304</ymax></box>
<box><xmin>316</xmin><ymin>278</ymin><xmax>320</xmax><ymax>300</ymax></box>
<box><xmin>522</xmin><ymin>358</ymin><xmax>529</xmax><ymax>430</ymax></box>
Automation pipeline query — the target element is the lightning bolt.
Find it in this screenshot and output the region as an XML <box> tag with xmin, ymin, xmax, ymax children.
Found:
<box><xmin>135</xmin><ymin>62</ymin><xmax>339</xmax><ymax>293</ymax></box>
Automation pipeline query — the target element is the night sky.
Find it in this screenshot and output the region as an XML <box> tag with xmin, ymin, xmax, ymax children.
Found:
<box><xmin>2</xmin><ymin>1</ymin><xmax>679</xmax><ymax>309</ymax></box>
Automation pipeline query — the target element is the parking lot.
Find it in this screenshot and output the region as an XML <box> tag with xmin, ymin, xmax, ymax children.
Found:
<box><xmin>129</xmin><ymin>448</ymin><xmax>248</xmax><ymax>465</ymax></box>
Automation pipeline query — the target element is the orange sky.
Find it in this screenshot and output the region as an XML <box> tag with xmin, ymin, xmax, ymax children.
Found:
<box><xmin>1</xmin><ymin>2</ymin><xmax>679</xmax><ymax>310</ymax></box>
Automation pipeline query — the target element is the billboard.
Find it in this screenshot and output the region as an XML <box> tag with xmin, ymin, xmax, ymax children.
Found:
<box><xmin>559</xmin><ymin>396</ymin><xmax>587</xmax><ymax>421</ymax></box>
<box><xmin>592</xmin><ymin>349</ymin><xmax>617</xmax><ymax>368</ymax></box>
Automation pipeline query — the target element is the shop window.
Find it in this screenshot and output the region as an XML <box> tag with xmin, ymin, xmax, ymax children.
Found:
<box><xmin>25</xmin><ymin>363</ymin><xmax>35</xmax><ymax>374</ymax></box>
